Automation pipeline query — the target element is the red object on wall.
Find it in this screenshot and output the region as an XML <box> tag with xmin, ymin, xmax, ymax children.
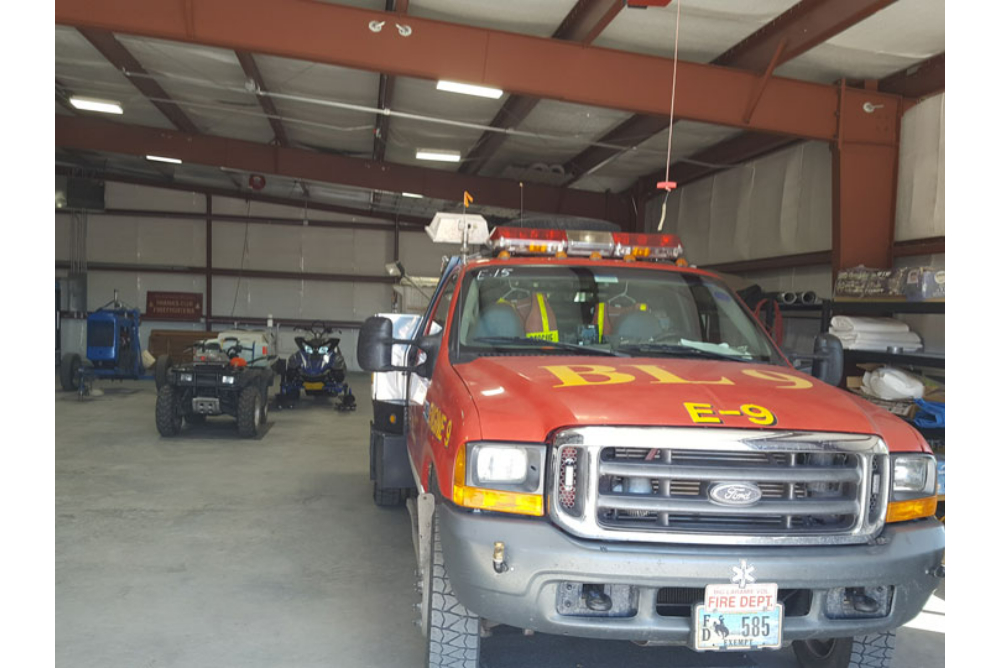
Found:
<box><xmin>248</xmin><ymin>174</ymin><xmax>266</xmax><ymax>191</ymax></box>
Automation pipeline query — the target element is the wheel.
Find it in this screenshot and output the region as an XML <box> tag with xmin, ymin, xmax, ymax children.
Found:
<box><xmin>792</xmin><ymin>631</ymin><xmax>896</xmax><ymax>668</ymax></box>
<box><xmin>373</xmin><ymin>482</ymin><xmax>404</xmax><ymax>507</ymax></box>
<box><xmin>60</xmin><ymin>353</ymin><xmax>81</xmax><ymax>392</ymax></box>
<box><xmin>237</xmin><ymin>386</ymin><xmax>263</xmax><ymax>438</ymax></box>
<box><xmin>154</xmin><ymin>355</ymin><xmax>173</xmax><ymax>390</ymax></box>
<box><xmin>426</xmin><ymin>511</ymin><xmax>480</xmax><ymax>668</ymax></box>
<box><xmin>155</xmin><ymin>385</ymin><xmax>183</xmax><ymax>437</ymax></box>
<box><xmin>260</xmin><ymin>386</ymin><xmax>270</xmax><ymax>424</ymax></box>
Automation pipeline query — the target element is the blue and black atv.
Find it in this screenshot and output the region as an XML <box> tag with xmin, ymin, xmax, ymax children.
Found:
<box><xmin>275</xmin><ymin>322</ymin><xmax>356</xmax><ymax>411</ymax></box>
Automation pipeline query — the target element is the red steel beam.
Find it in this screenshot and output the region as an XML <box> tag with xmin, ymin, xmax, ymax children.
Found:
<box><xmin>55</xmin><ymin>116</ymin><xmax>632</xmax><ymax>224</ymax></box>
<box><xmin>78</xmin><ymin>28</ymin><xmax>200</xmax><ymax>134</ymax></box>
<box><xmin>878</xmin><ymin>52</ymin><xmax>945</xmax><ymax>100</ymax></box>
<box><xmin>373</xmin><ymin>0</ymin><xmax>409</xmax><ymax>164</ymax></box>
<box><xmin>715</xmin><ymin>0</ymin><xmax>898</xmax><ymax>71</ymax></box>
<box><xmin>235</xmin><ymin>50</ymin><xmax>290</xmax><ymax>148</ymax></box>
<box><xmin>569</xmin><ymin>0</ymin><xmax>898</xmax><ymax>190</ymax></box>
<box><xmin>459</xmin><ymin>0</ymin><xmax>627</xmax><ymax>175</ymax></box>
<box><xmin>53</xmin><ymin>165</ymin><xmax>431</xmax><ymax>227</ymax></box>
<box><xmin>54</xmin><ymin>0</ymin><xmax>899</xmax><ymax>141</ymax></box>
<box><xmin>832</xmin><ymin>84</ymin><xmax>899</xmax><ymax>271</ymax></box>
<box><xmin>553</xmin><ymin>0</ymin><xmax>630</xmax><ymax>45</ymax></box>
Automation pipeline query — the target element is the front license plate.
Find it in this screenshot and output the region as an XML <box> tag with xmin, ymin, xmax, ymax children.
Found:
<box><xmin>303</xmin><ymin>382</ymin><xmax>325</xmax><ymax>390</ymax></box>
<box><xmin>695</xmin><ymin>582</ymin><xmax>783</xmax><ymax>651</ymax></box>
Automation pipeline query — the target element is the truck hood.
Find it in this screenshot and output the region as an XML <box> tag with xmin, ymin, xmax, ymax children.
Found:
<box><xmin>454</xmin><ymin>356</ymin><xmax>923</xmax><ymax>449</ymax></box>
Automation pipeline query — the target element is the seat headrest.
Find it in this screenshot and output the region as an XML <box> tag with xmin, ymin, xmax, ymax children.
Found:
<box><xmin>471</xmin><ymin>303</ymin><xmax>525</xmax><ymax>341</ymax></box>
<box><xmin>610</xmin><ymin>310</ymin><xmax>663</xmax><ymax>345</ymax></box>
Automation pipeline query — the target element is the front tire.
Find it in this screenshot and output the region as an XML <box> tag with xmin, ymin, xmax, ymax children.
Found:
<box><xmin>155</xmin><ymin>385</ymin><xmax>183</xmax><ymax>436</ymax></box>
<box><xmin>237</xmin><ymin>386</ymin><xmax>263</xmax><ymax>438</ymax></box>
<box><xmin>154</xmin><ymin>355</ymin><xmax>173</xmax><ymax>390</ymax></box>
<box><xmin>426</xmin><ymin>511</ymin><xmax>480</xmax><ymax>668</ymax></box>
<box><xmin>792</xmin><ymin>632</ymin><xmax>896</xmax><ymax>668</ymax></box>
<box><xmin>60</xmin><ymin>353</ymin><xmax>81</xmax><ymax>392</ymax></box>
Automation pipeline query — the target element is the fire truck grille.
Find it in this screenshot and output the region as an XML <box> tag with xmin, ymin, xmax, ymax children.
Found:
<box><xmin>549</xmin><ymin>429</ymin><xmax>888</xmax><ymax>546</ymax></box>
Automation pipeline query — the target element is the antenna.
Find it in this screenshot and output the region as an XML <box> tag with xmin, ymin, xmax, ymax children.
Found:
<box><xmin>519</xmin><ymin>181</ymin><xmax>524</xmax><ymax>227</ymax></box>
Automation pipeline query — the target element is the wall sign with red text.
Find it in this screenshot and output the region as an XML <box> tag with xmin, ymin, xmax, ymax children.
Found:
<box><xmin>145</xmin><ymin>291</ymin><xmax>203</xmax><ymax>321</ymax></box>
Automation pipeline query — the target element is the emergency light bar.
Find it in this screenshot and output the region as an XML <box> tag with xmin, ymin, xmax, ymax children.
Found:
<box><xmin>489</xmin><ymin>226</ymin><xmax>683</xmax><ymax>261</ymax></box>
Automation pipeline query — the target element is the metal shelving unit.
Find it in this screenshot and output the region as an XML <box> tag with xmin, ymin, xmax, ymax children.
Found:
<box><xmin>823</xmin><ymin>299</ymin><xmax>946</xmax><ymax>508</ymax></box>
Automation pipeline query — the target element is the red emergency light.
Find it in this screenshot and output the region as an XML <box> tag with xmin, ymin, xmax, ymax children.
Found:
<box><xmin>489</xmin><ymin>227</ymin><xmax>683</xmax><ymax>261</ymax></box>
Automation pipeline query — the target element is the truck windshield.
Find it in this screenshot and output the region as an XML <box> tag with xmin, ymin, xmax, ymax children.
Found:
<box><xmin>455</xmin><ymin>265</ymin><xmax>781</xmax><ymax>363</ymax></box>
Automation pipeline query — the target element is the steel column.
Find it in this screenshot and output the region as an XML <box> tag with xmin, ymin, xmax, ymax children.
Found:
<box><xmin>831</xmin><ymin>85</ymin><xmax>900</xmax><ymax>271</ymax></box>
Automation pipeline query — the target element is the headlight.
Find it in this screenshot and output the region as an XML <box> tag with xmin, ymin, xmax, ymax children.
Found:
<box><xmin>887</xmin><ymin>453</ymin><xmax>938</xmax><ymax>523</ymax></box>
<box><xmin>319</xmin><ymin>346</ymin><xmax>330</xmax><ymax>354</ymax></box>
<box><xmin>891</xmin><ymin>454</ymin><xmax>937</xmax><ymax>498</ymax></box>
<box><xmin>179</xmin><ymin>373</ymin><xmax>193</xmax><ymax>382</ymax></box>
<box><xmin>221</xmin><ymin>375</ymin><xmax>236</xmax><ymax>385</ymax></box>
<box><xmin>454</xmin><ymin>442</ymin><xmax>545</xmax><ymax>516</ymax></box>
<box><xmin>304</xmin><ymin>345</ymin><xmax>314</xmax><ymax>354</ymax></box>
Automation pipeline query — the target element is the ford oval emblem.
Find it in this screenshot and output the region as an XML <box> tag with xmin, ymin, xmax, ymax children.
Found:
<box><xmin>709</xmin><ymin>482</ymin><xmax>763</xmax><ymax>506</ymax></box>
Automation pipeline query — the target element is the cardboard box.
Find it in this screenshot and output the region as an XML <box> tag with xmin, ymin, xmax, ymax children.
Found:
<box><xmin>846</xmin><ymin>374</ymin><xmax>918</xmax><ymax>419</ymax></box>
<box><xmin>834</xmin><ymin>266</ymin><xmax>904</xmax><ymax>299</ymax></box>
<box><xmin>902</xmin><ymin>267</ymin><xmax>945</xmax><ymax>302</ymax></box>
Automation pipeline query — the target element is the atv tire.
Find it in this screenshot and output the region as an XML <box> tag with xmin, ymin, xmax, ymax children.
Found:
<box><xmin>373</xmin><ymin>482</ymin><xmax>404</xmax><ymax>507</ymax></box>
<box><xmin>154</xmin><ymin>355</ymin><xmax>173</xmax><ymax>390</ymax></box>
<box><xmin>155</xmin><ymin>385</ymin><xmax>184</xmax><ymax>436</ymax></box>
<box><xmin>60</xmin><ymin>353</ymin><xmax>81</xmax><ymax>392</ymax></box>
<box><xmin>237</xmin><ymin>386</ymin><xmax>263</xmax><ymax>438</ymax></box>
<box><xmin>792</xmin><ymin>632</ymin><xmax>896</xmax><ymax>668</ymax></box>
<box><xmin>425</xmin><ymin>511</ymin><xmax>480</xmax><ymax>668</ymax></box>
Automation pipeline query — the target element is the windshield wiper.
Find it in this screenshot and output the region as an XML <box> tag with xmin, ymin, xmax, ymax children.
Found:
<box><xmin>472</xmin><ymin>336</ymin><xmax>627</xmax><ymax>357</ymax></box>
<box><xmin>614</xmin><ymin>342</ymin><xmax>760</xmax><ymax>363</ymax></box>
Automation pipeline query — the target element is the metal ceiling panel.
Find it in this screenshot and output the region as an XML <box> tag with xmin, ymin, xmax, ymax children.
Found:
<box><xmin>410</xmin><ymin>0</ymin><xmax>579</xmax><ymax>37</ymax></box>
<box><xmin>55</xmin><ymin>26</ymin><xmax>176</xmax><ymax>130</ymax></box>
<box><xmin>114</xmin><ymin>34</ymin><xmax>273</xmax><ymax>143</ymax></box>
<box><xmin>775</xmin><ymin>0</ymin><xmax>944</xmax><ymax>83</ymax></box>
<box><xmin>252</xmin><ymin>53</ymin><xmax>379</xmax><ymax>152</ymax></box>
<box><xmin>593</xmin><ymin>0</ymin><xmax>800</xmax><ymax>62</ymax></box>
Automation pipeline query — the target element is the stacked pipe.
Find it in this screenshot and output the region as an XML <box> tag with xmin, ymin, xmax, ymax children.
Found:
<box><xmin>773</xmin><ymin>291</ymin><xmax>818</xmax><ymax>305</ymax></box>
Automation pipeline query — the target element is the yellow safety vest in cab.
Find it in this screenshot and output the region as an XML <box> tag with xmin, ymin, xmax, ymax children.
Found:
<box><xmin>498</xmin><ymin>293</ymin><xmax>560</xmax><ymax>342</ymax></box>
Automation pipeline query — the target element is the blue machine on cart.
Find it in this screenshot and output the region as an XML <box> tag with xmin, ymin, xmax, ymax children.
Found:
<box><xmin>276</xmin><ymin>322</ymin><xmax>355</xmax><ymax>410</ymax></box>
<box><xmin>59</xmin><ymin>292</ymin><xmax>154</xmax><ymax>394</ymax></box>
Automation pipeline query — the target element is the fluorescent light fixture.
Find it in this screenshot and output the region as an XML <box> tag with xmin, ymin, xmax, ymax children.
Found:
<box><xmin>401</xmin><ymin>192</ymin><xmax>424</xmax><ymax>199</ymax></box>
<box><xmin>69</xmin><ymin>96</ymin><xmax>123</xmax><ymax>114</ymax></box>
<box><xmin>416</xmin><ymin>149</ymin><xmax>461</xmax><ymax>163</ymax></box>
<box><xmin>146</xmin><ymin>155</ymin><xmax>182</xmax><ymax>164</ymax></box>
<box><xmin>436</xmin><ymin>80</ymin><xmax>504</xmax><ymax>99</ymax></box>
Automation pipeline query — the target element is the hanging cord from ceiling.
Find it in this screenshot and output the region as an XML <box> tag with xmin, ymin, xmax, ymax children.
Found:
<box><xmin>230</xmin><ymin>198</ymin><xmax>253</xmax><ymax>318</ymax></box>
<box><xmin>657</xmin><ymin>0</ymin><xmax>682</xmax><ymax>232</ymax></box>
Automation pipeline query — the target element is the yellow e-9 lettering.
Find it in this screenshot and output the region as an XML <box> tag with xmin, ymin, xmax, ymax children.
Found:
<box><xmin>683</xmin><ymin>402</ymin><xmax>776</xmax><ymax>426</ymax></box>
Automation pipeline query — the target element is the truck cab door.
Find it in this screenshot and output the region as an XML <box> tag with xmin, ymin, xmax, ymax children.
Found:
<box><xmin>408</xmin><ymin>271</ymin><xmax>459</xmax><ymax>491</ymax></box>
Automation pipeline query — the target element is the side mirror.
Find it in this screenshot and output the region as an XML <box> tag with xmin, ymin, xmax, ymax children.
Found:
<box><xmin>811</xmin><ymin>333</ymin><xmax>844</xmax><ymax>386</ymax></box>
<box><xmin>357</xmin><ymin>316</ymin><xmax>396</xmax><ymax>372</ymax></box>
<box><xmin>358</xmin><ymin>316</ymin><xmax>440</xmax><ymax>376</ymax></box>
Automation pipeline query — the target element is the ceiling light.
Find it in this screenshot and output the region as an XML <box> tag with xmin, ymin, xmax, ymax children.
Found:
<box><xmin>416</xmin><ymin>149</ymin><xmax>461</xmax><ymax>163</ymax></box>
<box><xmin>69</xmin><ymin>96</ymin><xmax>123</xmax><ymax>114</ymax></box>
<box><xmin>401</xmin><ymin>192</ymin><xmax>424</xmax><ymax>198</ymax></box>
<box><xmin>436</xmin><ymin>80</ymin><xmax>504</xmax><ymax>99</ymax></box>
<box><xmin>146</xmin><ymin>155</ymin><xmax>182</xmax><ymax>164</ymax></box>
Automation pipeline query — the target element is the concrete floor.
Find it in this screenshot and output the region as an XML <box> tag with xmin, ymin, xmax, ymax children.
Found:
<box><xmin>56</xmin><ymin>374</ymin><xmax>944</xmax><ymax>668</ymax></box>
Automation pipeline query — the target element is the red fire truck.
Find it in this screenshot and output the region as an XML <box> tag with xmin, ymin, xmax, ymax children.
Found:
<box><xmin>359</xmin><ymin>213</ymin><xmax>944</xmax><ymax>668</ymax></box>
